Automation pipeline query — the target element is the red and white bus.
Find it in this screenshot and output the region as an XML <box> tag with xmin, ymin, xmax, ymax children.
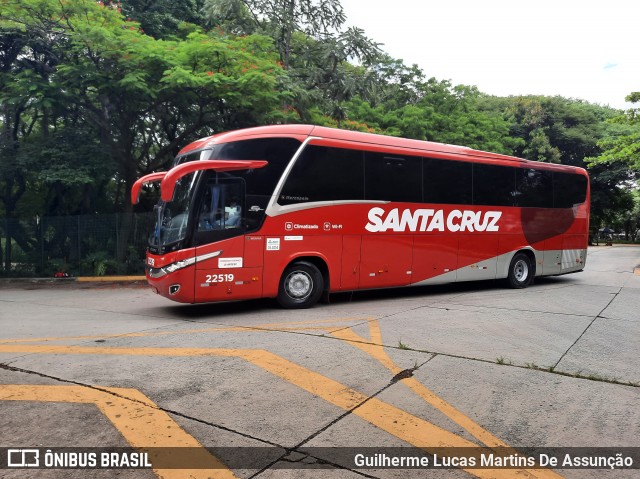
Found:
<box><xmin>131</xmin><ymin>124</ymin><xmax>590</xmax><ymax>308</ymax></box>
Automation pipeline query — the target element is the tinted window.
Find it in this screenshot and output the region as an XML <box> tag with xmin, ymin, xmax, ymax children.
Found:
<box><xmin>202</xmin><ymin>138</ymin><xmax>301</xmax><ymax>232</ymax></box>
<box><xmin>365</xmin><ymin>152</ymin><xmax>422</xmax><ymax>203</ymax></box>
<box><xmin>193</xmin><ymin>178</ymin><xmax>247</xmax><ymax>245</ymax></box>
<box><xmin>279</xmin><ymin>146</ymin><xmax>364</xmax><ymax>204</ymax></box>
<box><xmin>213</xmin><ymin>138</ymin><xmax>301</xmax><ymax>196</ymax></box>
<box><xmin>554</xmin><ymin>172</ymin><xmax>587</xmax><ymax>207</ymax></box>
<box><xmin>423</xmin><ymin>158</ymin><xmax>472</xmax><ymax>205</ymax></box>
<box><xmin>473</xmin><ymin>163</ymin><xmax>516</xmax><ymax>206</ymax></box>
<box><xmin>515</xmin><ymin>168</ymin><xmax>553</xmax><ymax>208</ymax></box>
<box><xmin>197</xmin><ymin>179</ymin><xmax>245</xmax><ymax>232</ymax></box>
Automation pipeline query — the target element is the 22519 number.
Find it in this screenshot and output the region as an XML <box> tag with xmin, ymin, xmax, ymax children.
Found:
<box><xmin>205</xmin><ymin>274</ymin><xmax>235</xmax><ymax>283</ymax></box>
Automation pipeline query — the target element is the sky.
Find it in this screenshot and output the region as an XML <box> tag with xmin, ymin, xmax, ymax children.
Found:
<box><xmin>339</xmin><ymin>0</ymin><xmax>638</xmax><ymax>110</ymax></box>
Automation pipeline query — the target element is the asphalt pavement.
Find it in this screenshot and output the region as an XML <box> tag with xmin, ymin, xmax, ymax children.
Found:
<box><xmin>0</xmin><ymin>245</ymin><xmax>639</xmax><ymax>478</ymax></box>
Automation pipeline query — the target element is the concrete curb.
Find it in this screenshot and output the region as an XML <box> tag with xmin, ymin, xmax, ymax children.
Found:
<box><xmin>76</xmin><ymin>276</ymin><xmax>146</xmax><ymax>282</ymax></box>
<box><xmin>0</xmin><ymin>276</ymin><xmax>145</xmax><ymax>284</ymax></box>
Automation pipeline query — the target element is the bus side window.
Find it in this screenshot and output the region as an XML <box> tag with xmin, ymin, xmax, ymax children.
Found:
<box><xmin>473</xmin><ymin>163</ymin><xmax>516</xmax><ymax>207</ymax></box>
<box><xmin>423</xmin><ymin>158</ymin><xmax>472</xmax><ymax>205</ymax></box>
<box><xmin>198</xmin><ymin>183</ymin><xmax>219</xmax><ymax>231</ymax></box>
<box><xmin>553</xmin><ymin>172</ymin><xmax>587</xmax><ymax>207</ymax></box>
<box><xmin>279</xmin><ymin>145</ymin><xmax>364</xmax><ymax>204</ymax></box>
<box><xmin>515</xmin><ymin>168</ymin><xmax>553</xmax><ymax>208</ymax></box>
<box><xmin>365</xmin><ymin>152</ymin><xmax>421</xmax><ymax>203</ymax></box>
<box><xmin>198</xmin><ymin>181</ymin><xmax>244</xmax><ymax>231</ymax></box>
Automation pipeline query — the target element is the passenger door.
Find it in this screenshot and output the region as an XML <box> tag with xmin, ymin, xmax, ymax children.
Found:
<box><xmin>193</xmin><ymin>178</ymin><xmax>262</xmax><ymax>301</ymax></box>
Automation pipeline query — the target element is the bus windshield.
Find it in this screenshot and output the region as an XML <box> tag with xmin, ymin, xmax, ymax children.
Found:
<box><xmin>149</xmin><ymin>137</ymin><xmax>301</xmax><ymax>253</ymax></box>
<box><xmin>150</xmin><ymin>171</ymin><xmax>200</xmax><ymax>253</ymax></box>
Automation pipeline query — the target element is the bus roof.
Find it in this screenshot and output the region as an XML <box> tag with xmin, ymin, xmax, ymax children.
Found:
<box><xmin>177</xmin><ymin>124</ymin><xmax>586</xmax><ymax>175</ymax></box>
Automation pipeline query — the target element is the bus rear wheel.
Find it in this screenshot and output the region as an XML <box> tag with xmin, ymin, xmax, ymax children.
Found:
<box><xmin>507</xmin><ymin>252</ymin><xmax>533</xmax><ymax>289</ymax></box>
<box><xmin>277</xmin><ymin>261</ymin><xmax>324</xmax><ymax>309</ymax></box>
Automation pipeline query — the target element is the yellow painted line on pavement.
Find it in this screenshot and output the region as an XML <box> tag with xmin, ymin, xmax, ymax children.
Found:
<box><xmin>0</xmin><ymin>317</ymin><xmax>371</xmax><ymax>344</ymax></box>
<box><xmin>0</xmin><ymin>385</ymin><xmax>237</xmax><ymax>479</ymax></box>
<box><xmin>0</xmin><ymin>327</ymin><xmax>325</xmax><ymax>344</ymax></box>
<box><xmin>331</xmin><ymin>322</ymin><xmax>402</xmax><ymax>375</ymax></box>
<box><xmin>0</xmin><ymin>344</ymin><xmax>241</xmax><ymax>358</ymax></box>
<box><xmin>0</xmin><ymin>327</ymin><xmax>333</xmax><ymax>345</ymax></box>
<box><xmin>0</xmin><ymin>343</ymin><xmax>563</xmax><ymax>478</ymax></box>
<box><xmin>332</xmin><ymin>322</ymin><xmax>510</xmax><ymax>448</ymax></box>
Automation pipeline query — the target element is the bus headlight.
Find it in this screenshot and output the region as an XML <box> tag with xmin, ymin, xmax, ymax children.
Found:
<box><xmin>147</xmin><ymin>251</ymin><xmax>222</xmax><ymax>278</ymax></box>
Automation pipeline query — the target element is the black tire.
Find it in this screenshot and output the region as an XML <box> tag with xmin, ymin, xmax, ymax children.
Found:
<box><xmin>277</xmin><ymin>261</ymin><xmax>324</xmax><ymax>309</ymax></box>
<box><xmin>507</xmin><ymin>252</ymin><xmax>534</xmax><ymax>289</ymax></box>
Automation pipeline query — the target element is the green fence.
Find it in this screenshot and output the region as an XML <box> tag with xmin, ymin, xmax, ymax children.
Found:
<box><xmin>0</xmin><ymin>213</ymin><xmax>154</xmax><ymax>277</ymax></box>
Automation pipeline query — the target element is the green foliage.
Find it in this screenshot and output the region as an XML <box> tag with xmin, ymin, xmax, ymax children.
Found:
<box><xmin>204</xmin><ymin>0</ymin><xmax>349</xmax><ymax>68</ymax></box>
<box><xmin>1</xmin><ymin>0</ymin><xmax>290</xmax><ymax>209</ymax></box>
<box><xmin>203</xmin><ymin>0</ymin><xmax>381</xmax><ymax>124</ymax></box>
<box><xmin>501</xmin><ymin>96</ymin><xmax>617</xmax><ymax>165</ymax></box>
<box><xmin>611</xmin><ymin>190</ymin><xmax>640</xmax><ymax>241</ymax></box>
<box><xmin>0</xmin><ymin>0</ymin><xmax>292</xmax><ymax>270</ymax></box>
<box><xmin>115</xmin><ymin>0</ymin><xmax>207</xmax><ymax>39</ymax></box>
<box><xmin>344</xmin><ymin>78</ymin><xmax>521</xmax><ymax>154</ymax></box>
<box><xmin>81</xmin><ymin>251</ymin><xmax>125</xmax><ymax>276</ymax></box>
<box><xmin>594</xmin><ymin>131</ymin><xmax>640</xmax><ymax>171</ymax></box>
<box><xmin>583</xmin><ymin>91</ymin><xmax>640</xmax><ymax>230</ymax></box>
<box><xmin>587</xmin><ymin>92</ymin><xmax>640</xmax><ymax>172</ymax></box>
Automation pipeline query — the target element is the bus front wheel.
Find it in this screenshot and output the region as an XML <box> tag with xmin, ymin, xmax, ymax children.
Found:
<box><xmin>277</xmin><ymin>261</ymin><xmax>324</xmax><ymax>309</ymax></box>
<box><xmin>507</xmin><ymin>253</ymin><xmax>533</xmax><ymax>289</ymax></box>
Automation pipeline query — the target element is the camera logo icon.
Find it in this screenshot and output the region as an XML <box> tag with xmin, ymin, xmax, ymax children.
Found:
<box><xmin>7</xmin><ymin>449</ymin><xmax>40</xmax><ymax>468</ymax></box>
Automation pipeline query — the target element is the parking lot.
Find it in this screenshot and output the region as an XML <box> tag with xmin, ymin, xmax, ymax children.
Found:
<box><xmin>1</xmin><ymin>245</ymin><xmax>639</xmax><ymax>478</ymax></box>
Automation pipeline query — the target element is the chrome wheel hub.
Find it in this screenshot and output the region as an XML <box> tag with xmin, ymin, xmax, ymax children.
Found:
<box><xmin>514</xmin><ymin>259</ymin><xmax>529</xmax><ymax>282</ymax></box>
<box><xmin>285</xmin><ymin>272</ymin><xmax>312</xmax><ymax>299</ymax></box>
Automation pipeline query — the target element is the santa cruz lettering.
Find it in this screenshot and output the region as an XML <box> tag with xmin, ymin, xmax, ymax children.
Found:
<box><xmin>365</xmin><ymin>207</ymin><xmax>502</xmax><ymax>233</ymax></box>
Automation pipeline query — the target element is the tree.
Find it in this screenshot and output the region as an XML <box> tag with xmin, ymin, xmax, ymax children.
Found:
<box><xmin>0</xmin><ymin>0</ymin><xmax>72</xmax><ymax>269</ymax></box>
<box><xmin>203</xmin><ymin>0</ymin><xmax>381</xmax><ymax>123</ymax></box>
<box><xmin>204</xmin><ymin>0</ymin><xmax>346</xmax><ymax>68</ymax></box>
<box><xmin>287</xmin><ymin>27</ymin><xmax>380</xmax><ymax>124</ymax></box>
<box><xmin>343</xmin><ymin>66</ymin><xmax>521</xmax><ymax>154</ymax></box>
<box><xmin>501</xmin><ymin>96</ymin><xmax>619</xmax><ymax>165</ymax></box>
<box><xmin>588</xmin><ymin>92</ymin><xmax>640</xmax><ymax>172</ymax></box>
<box><xmin>114</xmin><ymin>0</ymin><xmax>207</xmax><ymax>39</ymax></box>
<box><xmin>585</xmin><ymin>92</ymin><xmax>640</xmax><ymax>235</ymax></box>
<box><xmin>1</xmin><ymin>0</ymin><xmax>292</xmax><ymax>269</ymax></box>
